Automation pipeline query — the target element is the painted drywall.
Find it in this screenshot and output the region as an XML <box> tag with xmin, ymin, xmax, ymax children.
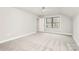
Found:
<box><xmin>0</xmin><ymin>7</ymin><xmax>37</xmax><ymax>41</ymax></box>
<box><xmin>73</xmin><ymin>15</ymin><xmax>79</xmax><ymax>46</ymax></box>
<box><xmin>44</xmin><ymin>15</ymin><xmax>72</xmax><ymax>35</ymax></box>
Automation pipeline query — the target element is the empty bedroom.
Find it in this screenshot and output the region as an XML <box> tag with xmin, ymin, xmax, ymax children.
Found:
<box><xmin>0</xmin><ymin>7</ymin><xmax>79</xmax><ymax>51</ymax></box>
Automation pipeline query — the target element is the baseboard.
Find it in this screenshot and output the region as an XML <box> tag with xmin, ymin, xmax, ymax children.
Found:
<box><xmin>39</xmin><ymin>31</ymin><xmax>72</xmax><ymax>36</ymax></box>
<box><xmin>0</xmin><ymin>32</ymin><xmax>36</xmax><ymax>44</ymax></box>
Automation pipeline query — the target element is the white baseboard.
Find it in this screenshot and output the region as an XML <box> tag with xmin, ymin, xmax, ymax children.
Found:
<box><xmin>39</xmin><ymin>31</ymin><xmax>72</xmax><ymax>36</ymax></box>
<box><xmin>0</xmin><ymin>32</ymin><xmax>36</xmax><ymax>44</ymax></box>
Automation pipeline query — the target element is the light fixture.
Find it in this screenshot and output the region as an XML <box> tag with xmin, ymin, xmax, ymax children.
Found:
<box><xmin>42</xmin><ymin>7</ymin><xmax>46</xmax><ymax>12</ymax></box>
<box><xmin>41</xmin><ymin>7</ymin><xmax>46</xmax><ymax>17</ymax></box>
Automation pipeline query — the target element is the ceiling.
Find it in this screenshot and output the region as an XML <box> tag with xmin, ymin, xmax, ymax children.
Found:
<box><xmin>18</xmin><ymin>7</ymin><xmax>79</xmax><ymax>17</ymax></box>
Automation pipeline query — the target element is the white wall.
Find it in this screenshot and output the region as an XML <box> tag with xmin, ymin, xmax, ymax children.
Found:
<box><xmin>73</xmin><ymin>15</ymin><xmax>79</xmax><ymax>46</ymax></box>
<box><xmin>0</xmin><ymin>7</ymin><xmax>37</xmax><ymax>41</ymax></box>
<box><xmin>45</xmin><ymin>15</ymin><xmax>72</xmax><ymax>35</ymax></box>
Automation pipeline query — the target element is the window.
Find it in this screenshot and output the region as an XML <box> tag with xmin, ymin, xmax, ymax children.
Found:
<box><xmin>46</xmin><ymin>17</ymin><xmax>60</xmax><ymax>28</ymax></box>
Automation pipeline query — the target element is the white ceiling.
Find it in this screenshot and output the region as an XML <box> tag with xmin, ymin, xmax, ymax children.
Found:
<box><xmin>18</xmin><ymin>7</ymin><xmax>79</xmax><ymax>17</ymax></box>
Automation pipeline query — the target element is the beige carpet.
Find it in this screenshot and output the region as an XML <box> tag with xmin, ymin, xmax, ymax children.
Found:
<box><xmin>0</xmin><ymin>33</ymin><xmax>78</xmax><ymax>51</ymax></box>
